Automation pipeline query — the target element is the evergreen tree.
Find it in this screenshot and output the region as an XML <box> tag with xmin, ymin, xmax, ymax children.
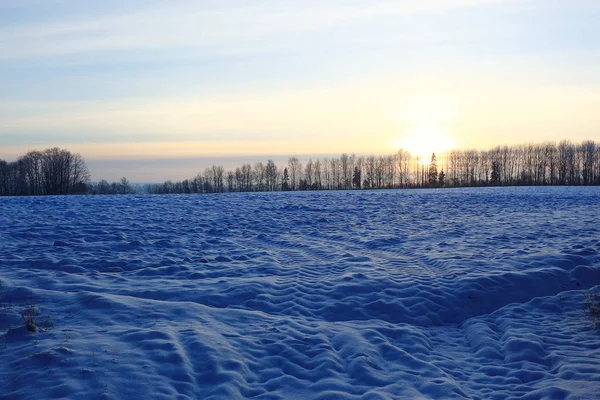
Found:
<box><xmin>352</xmin><ymin>166</ymin><xmax>362</xmax><ymax>189</ymax></box>
<box><xmin>438</xmin><ymin>170</ymin><xmax>445</xmax><ymax>187</ymax></box>
<box><xmin>428</xmin><ymin>152</ymin><xmax>438</xmax><ymax>185</ymax></box>
<box><xmin>281</xmin><ymin>168</ymin><xmax>290</xmax><ymax>191</ymax></box>
<box><xmin>119</xmin><ymin>177</ymin><xmax>133</xmax><ymax>194</ymax></box>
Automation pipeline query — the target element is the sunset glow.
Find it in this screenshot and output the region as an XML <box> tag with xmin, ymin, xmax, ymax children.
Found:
<box><xmin>395</xmin><ymin>124</ymin><xmax>456</xmax><ymax>164</ymax></box>
<box><xmin>0</xmin><ymin>1</ymin><xmax>598</xmax><ymax>180</ymax></box>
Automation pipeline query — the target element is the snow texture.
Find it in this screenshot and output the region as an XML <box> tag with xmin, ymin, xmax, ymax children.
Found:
<box><xmin>1</xmin><ymin>187</ymin><xmax>600</xmax><ymax>399</ymax></box>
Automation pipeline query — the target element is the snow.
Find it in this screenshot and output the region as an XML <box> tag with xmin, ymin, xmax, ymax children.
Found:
<box><xmin>1</xmin><ymin>186</ymin><xmax>600</xmax><ymax>399</ymax></box>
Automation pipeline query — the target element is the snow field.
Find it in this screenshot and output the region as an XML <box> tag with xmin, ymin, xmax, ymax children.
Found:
<box><xmin>1</xmin><ymin>187</ymin><xmax>599</xmax><ymax>399</ymax></box>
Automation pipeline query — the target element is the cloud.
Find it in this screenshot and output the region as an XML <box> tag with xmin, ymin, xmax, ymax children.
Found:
<box><xmin>0</xmin><ymin>0</ymin><xmax>511</xmax><ymax>60</ymax></box>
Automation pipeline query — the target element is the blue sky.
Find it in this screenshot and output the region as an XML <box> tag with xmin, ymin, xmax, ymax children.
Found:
<box><xmin>1</xmin><ymin>0</ymin><xmax>599</xmax><ymax>181</ymax></box>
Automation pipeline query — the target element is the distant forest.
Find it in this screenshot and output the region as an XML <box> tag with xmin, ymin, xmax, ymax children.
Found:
<box><xmin>1</xmin><ymin>140</ymin><xmax>599</xmax><ymax>196</ymax></box>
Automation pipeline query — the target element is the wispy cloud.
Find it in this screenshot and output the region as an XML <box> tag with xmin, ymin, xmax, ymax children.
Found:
<box><xmin>0</xmin><ymin>0</ymin><xmax>512</xmax><ymax>60</ymax></box>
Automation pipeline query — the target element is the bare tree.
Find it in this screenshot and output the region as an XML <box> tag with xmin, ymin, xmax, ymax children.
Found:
<box><xmin>340</xmin><ymin>153</ymin><xmax>350</xmax><ymax>190</ymax></box>
<box><xmin>313</xmin><ymin>159</ymin><xmax>322</xmax><ymax>190</ymax></box>
<box><xmin>253</xmin><ymin>162</ymin><xmax>266</xmax><ymax>192</ymax></box>
<box><xmin>287</xmin><ymin>157</ymin><xmax>302</xmax><ymax>191</ymax></box>
<box><xmin>265</xmin><ymin>160</ymin><xmax>278</xmax><ymax>191</ymax></box>
<box><xmin>304</xmin><ymin>159</ymin><xmax>314</xmax><ymax>189</ymax></box>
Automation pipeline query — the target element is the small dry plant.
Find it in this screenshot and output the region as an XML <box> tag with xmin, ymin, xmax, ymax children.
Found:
<box><xmin>583</xmin><ymin>290</ymin><xmax>600</xmax><ymax>327</ymax></box>
<box><xmin>1</xmin><ymin>281</ymin><xmax>53</xmax><ymax>334</ymax></box>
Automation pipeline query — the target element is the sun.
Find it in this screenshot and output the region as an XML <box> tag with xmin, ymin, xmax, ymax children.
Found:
<box><xmin>394</xmin><ymin>123</ymin><xmax>455</xmax><ymax>164</ymax></box>
<box><xmin>390</xmin><ymin>94</ymin><xmax>459</xmax><ymax>164</ymax></box>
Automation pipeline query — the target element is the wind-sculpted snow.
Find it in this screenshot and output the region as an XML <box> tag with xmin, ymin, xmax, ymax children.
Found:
<box><xmin>1</xmin><ymin>187</ymin><xmax>600</xmax><ymax>399</ymax></box>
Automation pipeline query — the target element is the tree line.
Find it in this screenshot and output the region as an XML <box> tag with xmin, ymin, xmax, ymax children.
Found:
<box><xmin>0</xmin><ymin>148</ymin><xmax>90</xmax><ymax>196</ymax></box>
<box><xmin>145</xmin><ymin>140</ymin><xmax>600</xmax><ymax>194</ymax></box>
<box><xmin>1</xmin><ymin>140</ymin><xmax>599</xmax><ymax>196</ymax></box>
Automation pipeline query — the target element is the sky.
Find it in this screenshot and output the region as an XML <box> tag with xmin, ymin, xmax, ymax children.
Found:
<box><xmin>0</xmin><ymin>0</ymin><xmax>599</xmax><ymax>181</ymax></box>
